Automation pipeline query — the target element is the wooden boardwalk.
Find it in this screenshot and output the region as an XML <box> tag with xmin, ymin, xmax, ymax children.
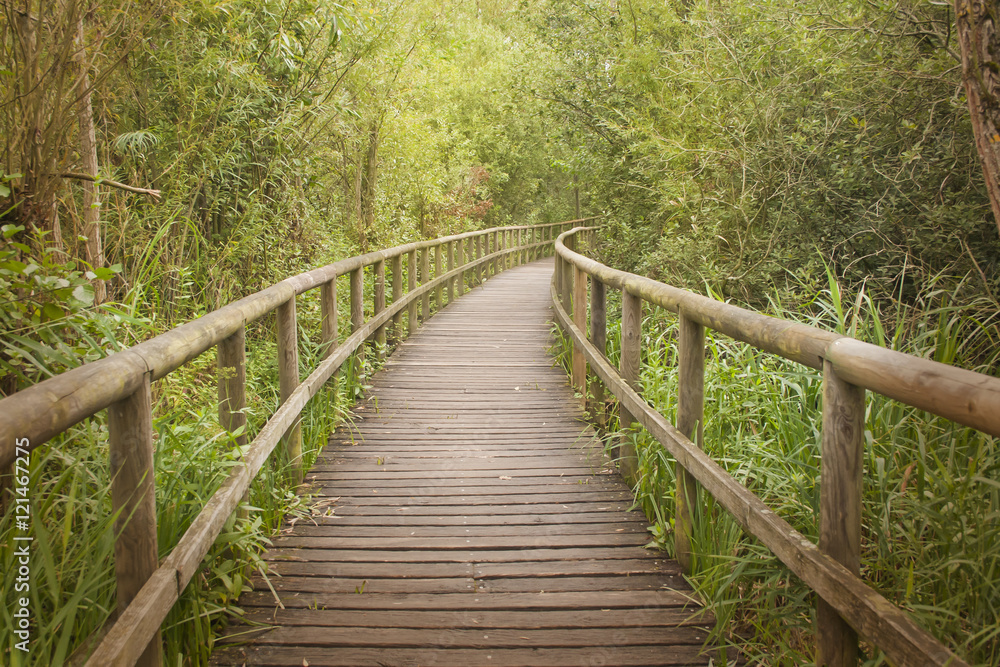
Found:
<box><xmin>212</xmin><ymin>259</ymin><xmax>716</xmax><ymax>667</ymax></box>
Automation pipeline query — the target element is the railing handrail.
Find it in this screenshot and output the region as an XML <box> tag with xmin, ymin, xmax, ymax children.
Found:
<box><xmin>552</xmin><ymin>225</ymin><xmax>985</xmax><ymax>667</ymax></box>
<box><xmin>555</xmin><ymin>229</ymin><xmax>1000</xmax><ymax>438</ymax></box>
<box><xmin>0</xmin><ymin>218</ymin><xmax>598</xmax><ymax>469</ymax></box>
<box><xmin>0</xmin><ymin>218</ymin><xmax>592</xmax><ymax>667</ymax></box>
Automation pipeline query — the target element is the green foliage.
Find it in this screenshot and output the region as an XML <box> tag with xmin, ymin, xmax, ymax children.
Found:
<box><xmin>567</xmin><ymin>275</ymin><xmax>999</xmax><ymax>665</ymax></box>
<box><xmin>527</xmin><ymin>0</ymin><xmax>998</xmax><ymax>308</ymax></box>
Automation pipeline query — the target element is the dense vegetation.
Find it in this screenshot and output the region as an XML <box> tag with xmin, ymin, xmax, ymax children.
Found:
<box><xmin>1</xmin><ymin>0</ymin><xmax>997</xmax><ymax>665</ymax></box>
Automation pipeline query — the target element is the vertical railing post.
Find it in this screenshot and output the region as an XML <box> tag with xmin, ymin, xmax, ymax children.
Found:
<box><xmin>277</xmin><ymin>297</ymin><xmax>302</xmax><ymax>483</ymax></box>
<box><xmin>219</xmin><ymin>324</ymin><xmax>249</xmax><ymax>518</ymax></box>
<box><xmin>475</xmin><ymin>235</ymin><xmax>482</xmax><ymax>285</ymax></box>
<box><xmin>675</xmin><ymin>310</ymin><xmax>705</xmax><ymax>573</ymax></box>
<box><xmin>420</xmin><ymin>247</ymin><xmax>431</xmax><ymax>322</ymax></box>
<box><xmin>492</xmin><ymin>231</ymin><xmax>499</xmax><ymax>276</ymax></box>
<box><xmin>434</xmin><ymin>243</ymin><xmax>443</xmax><ymax>312</ymax></box>
<box><xmin>456</xmin><ymin>239</ymin><xmax>465</xmax><ymax>296</ymax></box>
<box><xmin>350</xmin><ymin>265</ymin><xmax>364</xmax><ymax>343</ymax></box>
<box><xmin>554</xmin><ymin>248</ymin><xmax>563</xmax><ymax>301</ymax></box>
<box><xmin>218</xmin><ymin>327</ymin><xmax>247</xmax><ymax>447</ymax></box>
<box><xmin>374</xmin><ymin>259</ymin><xmax>386</xmax><ymax>360</ymax></box>
<box><xmin>590</xmin><ymin>278</ymin><xmax>607</xmax><ymax>429</ymax></box>
<box><xmin>572</xmin><ymin>265</ymin><xmax>587</xmax><ymax>402</ymax></box>
<box><xmin>818</xmin><ymin>361</ymin><xmax>865</xmax><ymax>667</ymax></box>
<box><xmin>447</xmin><ymin>240</ymin><xmax>455</xmax><ymax>304</ymax></box>
<box><xmin>391</xmin><ymin>255</ymin><xmax>403</xmax><ymax>344</ymax></box>
<box><xmin>560</xmin><ymin>235</ymin><xmax>573</xmax><ymax>308</ymax></box>
<box><xmin>108</xmin><ymin>373</ymin><xmax>161</xmax><ymax>667</ymax></box>
<box><xmin>407</xmin><ymin>250</ymin><xmax>417</xmax><ymax>336</ymax></box>
<box><xmin>618</xmin><ymin>288</ymin><xmax>641</xmax><ymax>482</ymax></box>
<box><xmin>320</xmin><ymin>278</ymin><xmax>338</xmax><ymax>359</ymax></box>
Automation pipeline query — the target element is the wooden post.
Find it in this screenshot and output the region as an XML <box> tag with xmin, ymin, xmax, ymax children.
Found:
<box><xmin>456</xmin><ymin>239</ymin><xmax>465</xmax><ymax>296</ymax></box>
<box><xmin>590</xmin><ymin>278</ymin><xmax>607</xmax><ymax>429</ymax></box>
<box><xmin>434</xmin><ymin>244</ymin><xmax>443</xmax><ymax>312</ymax></box>
<box><xmin>320</xmin><ymin>279</ymin><xmax>338</xmax><ymax>359</ymax></box>
<box><xmin>350</xmin><ymin>267</ymin><xmax>364</xmax><ymax>366</ymax></box>
<box><xmin>475</xmin><ymin>236</ymin><xmax>482</xmax><ymax>285</ymax></box>
<box><xmin>407</xmin><ymin>250</ymin><xmax>417</xmax><ymax>336</ymax></box>
<box><xmin>391</xmin><ymin>255</ymin><xmax>403</xmax><ymax>344</ymax></box>
<box><xmin>218</xmin><ymin>327</ymin><xmax>247</xmax><ymax>447</ymax></box>
<box><xmin>554</xmin><ymin>253</ymin><xmax>563</xmax><ymax>302</ymax></box>
<box><xmin>618</xmin><ymin>289</ymin><xmax>642</xmax><ymax>482</ymax></box>
<box><xmin>420</xmin><ymin>248</ymin><xmax>431</xmax><ymax>321</ymax></box>
<box><xmin>572</xmin><ymin>266</ymin><xmax>587</xmax><ymax>401</ymax></box>
<box><xmin>374</xmin><ymin>259</ymin><xmax>386</xmax><ymax>360</ymax></box>
<box><xmin>818</xmin><ymin>360</ymin><xmax>865</xmax><ymax>667</ymax></box>
<box><xmin>447</xmin><ymin>240</ymin><xmax>455</xmax><ymax>304</ymax></box>
<box><xmin>492</xmin><ymin>231</ymin><xmax>499</xmax><ymax>276</ymax></box>
<box><xmin>560</xmin><ymin>236</ymin><xmax>573</xmax><ymax>308</ymax></box>
<box><xmin>277</xmin><ymin>297</ymin><xmax>302</xmax><ymax>483</ymax></box>
<box><xmin>675</xmin><ymin>311</ymin><xmax>705</xmax><ymax>573</ymax></box>
<box><xmin>108</xmin><ymin>373</ymin><xmax>161</xmax><ymax>667</ymax></box>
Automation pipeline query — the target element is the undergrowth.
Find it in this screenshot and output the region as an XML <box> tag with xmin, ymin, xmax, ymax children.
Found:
<box><xmin>0</xmin><ymin>279</ymin><xmax>379</xmax><ymax>666</ymax></box>
<box><xmin>553</xmin><ymin>270</ymin><xmax>1000</xmax><ymax>665</ymax></box>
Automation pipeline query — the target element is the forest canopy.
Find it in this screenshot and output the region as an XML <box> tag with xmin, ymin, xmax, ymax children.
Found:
<box><xmin>2</xmin><ymin>0</ymin><xmax>999</xmax><ymax>664</ymax></box>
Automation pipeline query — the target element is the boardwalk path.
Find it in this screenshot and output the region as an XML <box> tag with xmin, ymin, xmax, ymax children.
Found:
<box><xmin>212</xmin><ymin>259</ymin><xmax>715</xmax><ymax>667</ymax></box>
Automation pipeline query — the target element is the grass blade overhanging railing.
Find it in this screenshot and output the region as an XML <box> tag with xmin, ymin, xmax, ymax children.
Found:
<box><xmin>552</xmin><ymin>225</ymin><xmax>998</xmax><ymax>667</ymax></box>
<box><xmin>0</xmin><ymin>218</ymin><xmax>598</xmax><ymax>667</ymax></box>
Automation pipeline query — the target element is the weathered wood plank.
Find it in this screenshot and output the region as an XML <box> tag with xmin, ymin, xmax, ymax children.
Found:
<box><xmin>214</xmin><ymin>260</ymin><xmax>714</xmax><ymax>666</ymax></box>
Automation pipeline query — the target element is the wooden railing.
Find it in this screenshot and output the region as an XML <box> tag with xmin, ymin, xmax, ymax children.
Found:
<box><xmin>0</xmin><ymin>218</ymin><xmax>596</xmax><ymax>667</ymax></box>
<box><xmin>552</xmin><ymin>226</ymin><xmax>999</xmax><ymax>667</ymax></box>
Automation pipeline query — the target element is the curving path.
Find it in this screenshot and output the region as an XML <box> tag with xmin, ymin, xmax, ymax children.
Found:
<box><xmin>211</xmin><ymin>259</ymin><xmax>721</xmax><ymax>667</ymax></box>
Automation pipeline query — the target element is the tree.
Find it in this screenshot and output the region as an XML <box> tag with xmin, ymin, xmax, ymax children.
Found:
<box><xmin>955</xmin><ymin>0</ymin><xmax>1000</xmax><ymax>236</ymax></box>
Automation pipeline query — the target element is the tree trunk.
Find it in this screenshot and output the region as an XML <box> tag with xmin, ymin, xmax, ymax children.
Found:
<box><xmin>956</xmin><ymin>0</ymin><xmax>1000</xmax><ymax>236</ymax></box>
<box><xmin>77</xmin><ymin>14</ymin><xmax>106</xmax><ymax>302</ymax></box>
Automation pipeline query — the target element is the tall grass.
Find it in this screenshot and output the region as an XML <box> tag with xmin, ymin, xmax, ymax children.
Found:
<box><xmin>0</xmin><ymin>274</ymin><xmax>374</xmax><ymax>665</ymax></box>
<box><xmin>556</xmin><ymin>273</ymin><xmax>1000</xmax><ymax>665</ymax></box>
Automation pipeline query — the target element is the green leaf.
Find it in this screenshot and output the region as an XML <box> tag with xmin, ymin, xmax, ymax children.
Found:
<box><xmin>0</xmin><ymin>182</ymin><xmax>9</xmax><ymax>198</ymax></box>
<box><xmin>2</xmin><ymin>223</ymin><xmax>24</xmax><ymax>238</ymax></box>
<box><xmin>72</xmin><ymin>284</ymin><xmax>95</xmax><ymax>305</ymax></box>
<box><xmin>42</xmin><ymin>302</ymin><xmax>64</xmax><ymax>321</ymax></box>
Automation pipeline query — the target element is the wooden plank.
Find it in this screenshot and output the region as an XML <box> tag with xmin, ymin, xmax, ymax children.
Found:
<box><xmin>212</xmin><ymin>645</ymin><xmax>713</xmax><ymax>667</ymax></box>
<box><xmin>236</xmin><ymin>607</ymin><xmax>707</xmax><ymax>630</ymax></box>
<box><xmin>215</xmin><ymin>260</ymin><xmax>714</xmax><ymax>666</ymax></box>
<box><xmin>237</xmin><ymin>589</ymin><xmax>694</xmax><ymax>611</ymax></box>
<box><xmin>217</xmin><ymin>626</ymin><xmax>710</xmax><ymax>649</ymax></box>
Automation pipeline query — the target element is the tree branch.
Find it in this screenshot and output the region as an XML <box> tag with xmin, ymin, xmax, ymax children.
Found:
<box><xmin>59</xmin><ymin>172</ymin><xmax>160</xmax><ymax>200</ymax></box>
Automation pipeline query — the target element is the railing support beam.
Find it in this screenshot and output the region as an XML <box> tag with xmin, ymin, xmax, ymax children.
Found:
<box><xmin>391</xmin><ymin>255</ymin><xmax>403</xmax><ymax>345</ymax></box>
<box><xmin>818</xmin><ymin>360</ymin><xmax>865</xmax><ymax>667</ymax></box>
<box><xmin>675</xmin><ymin>310</ymin><xmax>705</xmax><ymax>573</ymax></box>
<box><xmin>618</xmin><ymin>288</ymin><xmax>641</xmax><ymax>482</ymax></box>
<box><xmin>590</xmin><ymin>278</ymin><xmax>607</xmax><ymax>429</ymax></box>
<box><xmin>350</xmin><ymin>267</ymin><xmax>364</xmax><ymax>366</ymax></box>
<box><xmin>572</xmin><ymin>266</ymin><xmax>587</xmax><ymax>401</ymax></box>
<box><xmin>374</xmin><ymin>259</ymin><xmax>386</xmax><ymax>360</ymax></box>
<box><xmin>277</xmin><ymin>297</ymin><xmax>302</xmax><ymax>483</ymax></box>
<box><xmin>407</xmin><ymin>250</ymin><xmax>417</xmax><ymax>336</ymax></box>
<box><xmin>109</xmin><ymin>373</ymin><xmax>162</xmax><ymax>667</ymax></box>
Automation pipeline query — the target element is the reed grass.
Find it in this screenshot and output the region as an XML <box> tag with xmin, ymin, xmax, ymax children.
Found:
<box><xmin>554</xmin><ymin>271</ymin><xmax>1000</xmax><ymax>665</ymax></box>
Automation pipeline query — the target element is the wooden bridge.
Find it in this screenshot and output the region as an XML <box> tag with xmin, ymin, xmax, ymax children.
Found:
<box><xmin>211</xmin><ymin>260</ymin><xmax>717</xmax><ymax>666</ymax></box>
<box><xmin>2</xmin><ymin>220</ymin><xmax>998</xmax><ymax>666</ymax></box>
